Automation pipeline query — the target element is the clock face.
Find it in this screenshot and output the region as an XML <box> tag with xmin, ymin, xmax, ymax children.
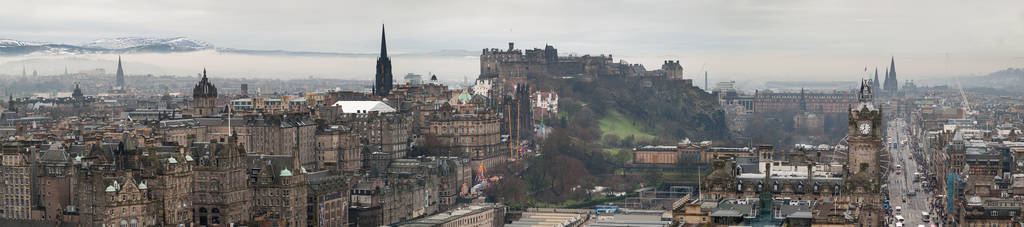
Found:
<box><xmin>858</xmin><ymin>123</ymin><xmax>871</xmax><ymax>135</ymax></box>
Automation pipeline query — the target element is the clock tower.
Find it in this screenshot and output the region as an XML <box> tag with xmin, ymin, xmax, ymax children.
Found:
<box><xmin>847</xmin><ymin>80</ymin><xmax>882</xmax><ymax>179</ymax></box>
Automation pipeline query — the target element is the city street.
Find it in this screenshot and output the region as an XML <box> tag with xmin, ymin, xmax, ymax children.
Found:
<box><xmin>886</xmin><ymin>117</ymin><xmax>934</xmax><ymax>226</ymax></box>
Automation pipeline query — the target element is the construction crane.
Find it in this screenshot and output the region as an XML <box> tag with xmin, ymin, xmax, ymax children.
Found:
<box><xmin>954</xmin><ymin>76</ymin><xmax>973</xmax><ymax>116</ymax></box>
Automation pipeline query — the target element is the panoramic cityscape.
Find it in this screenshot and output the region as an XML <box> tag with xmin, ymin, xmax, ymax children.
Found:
<box><xmin>2</xmin><ymin>1</ymin><xmax>1024</xmax><ymax>227</ymax></box>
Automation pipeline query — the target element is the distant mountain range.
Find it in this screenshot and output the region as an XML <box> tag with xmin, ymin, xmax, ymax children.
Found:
<box><xmin>0</xmin><ymin>37</ymin><xmax>477</xmax><ymax>57</ymax></box>
<box><xmin>960</xmin><ymin>68</ymin><xmax>1024</xmax><ymax>90</ymax></box>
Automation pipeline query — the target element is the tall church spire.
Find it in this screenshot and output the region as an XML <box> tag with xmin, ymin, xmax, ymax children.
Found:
<box><xmin>374</xmin><ymin>24</ymin><xmax>394</xmax><ymax>97</ymax></box>
<box><xmin>883</xmin><ymin>56</ymin><xmax>897</xmax><ymax>94</ymax></box>
<box><xmin>115</xmin><ymin>56</ymin><xmax>125</xmax><ymax>91</ymax></box>
<box><xmin>872</xmin><ymin>68</ymin><xmax>880</xmax><ymax>90</ymax></box>
<box><xmin>380</xmin><ymin>24</ymin><xmax>388</xmax><ymax>58</ymax></box>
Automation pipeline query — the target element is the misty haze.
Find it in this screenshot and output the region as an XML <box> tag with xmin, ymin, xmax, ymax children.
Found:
<box><xmin>1</xmin><ymin>1</ymin><xmax>1023</xmax><ymax>227</ymax></box>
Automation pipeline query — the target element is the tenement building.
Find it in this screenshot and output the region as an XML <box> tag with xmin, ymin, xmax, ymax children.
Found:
<box><xmin>1</xmin><ymin>143</ymin><xmax>33</xmax><ymax>220</ymax></box>
<box><xmin>36</xmin><ymin>147</ymin><xmax>76</xmax><ymax>222</ymax></box>
<box><xmin>191</xmin><ymin>140</ymin><xmax>251</xmax><ymax>226</ymax></box>
<box><xmin>430</xmin><ymin>90</ymin><xmax>505</xmax><ymax>169</ymax></box>
<box><xmin>248</xmin><ymin>154</ymin><xmax>308</xmax><ymax>227</ymax></box>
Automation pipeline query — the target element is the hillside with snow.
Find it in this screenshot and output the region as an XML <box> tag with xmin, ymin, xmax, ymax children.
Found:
<box><xmin>82</xmin><ymin>37</ymin><xmax>212</xmax><ymax>50</ymax></box>
<box><xmin>0</xmin><ymin>37</ymin><xmax>213</xmax><ymax>56</ymax></box>
<box><xmin>0</xmin><ymin>37</ymin><xmax>476</xmax><ymax>58</ymax></box>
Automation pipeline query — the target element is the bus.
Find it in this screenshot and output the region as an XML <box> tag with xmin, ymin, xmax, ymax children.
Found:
<box><xmin>595</xmin><ymin>205</ymin><xmax>619</xmax><ymax>214</ymax></box>
<box><xmin>921</xmin><ymin>211</ymin><xmax>930</xmax><ymax>222</ymax></box>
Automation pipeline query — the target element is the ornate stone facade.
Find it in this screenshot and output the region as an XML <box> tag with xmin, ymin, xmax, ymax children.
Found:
<box><xmin>192</xmin><ymin>69</ymin><xmax>218</xmax><ymax>117</ymax></box>
<box><xmin>191</xmin><ymin>141</ymin><xmax>251</xmax><ymax>226</ymax></box>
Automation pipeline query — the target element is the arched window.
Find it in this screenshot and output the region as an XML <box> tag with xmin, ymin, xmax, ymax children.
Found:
<box><xmin>212</xmin><ymin>208</ymin><xmax>220</xmax><ymax>213</ymax></box>
<box><xmin>199</xmin><ymin>208</ymin><xmax>207</xmax><ymax>213</ymax></box>
<box><xmin>119</xmin><ymin>220</ymin><xmax>128</xmax><ymax>227</ymax></box>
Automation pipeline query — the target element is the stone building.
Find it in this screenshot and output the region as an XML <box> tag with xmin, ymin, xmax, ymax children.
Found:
<box><xmin>429</xmin><ymin>104</ymin><xmax>503</xmax><ymax>163</ymax></box>
<box><xmin>76</xmin><ymin>170</ymin><xmax>156</xmax><ymax>227</ymax></box>
<box><xmin>306</xmin><ymin>170</ymin><xmax>349</xmax><ymax>227</ymax></box>
<box><xmin>191</xmin><ymin>141</ymin><xmax>252</xmax><ymax>226</ymax></box>
<box><xmin>346</xmin><ymin>156</ymin><xmax>460</xmax><ymax>226</ymax></box>
<box><xmin>1</xmin><ymin>143</ymin><xmax>34</xmax><ymax>220</ymax></box>
<box><xmin>334</xmin><ymin>111</ymin><xmax>412</xmax><ymax>167</ymax></box>
<box><xmin>157</xmin><ymin>115</ymin><xmax>318</xmax><ymax>170</ymax></box>
<box><xmin>753</xmin><ymin>90</ymin><xmax>857</xmax><ymax>113</ymax></box>
<box><xmin>139</xmin><ymin>152</ymin><xmax>194</xmax><ymax>226</ymax></box>
<box><xmin>400</xmin><ymin>203</ymin><xmax>506</xmax><ymax>227</ymax></box>
<box><xmin>247</xmin><ymin>154</ymin><xmax>308</xmax><ymax>227</ymax></box>
<box><xmin>661</xmin><ymin>60</ymin><xmax>684</xmax><ymax>80</ymax></box>
<box><xmin>192</xmin><ymin>69</ymin><xmax>218</xmax><ymax>117</ymax></box>
<box><xmin>847</xmin><ymin>82</ymin><xmax>883</xmax><ymax>178</ymax></box>
<box><xmin>631</xmin><ymin>141</ymin><xmax>707</xmax><ymax>165</ymax></box>
<box><xmin>699</xmin><ymin>81</ymin><xmax>886</xmax><ymax>226</ymax></box>
<box><xmin>962</xmin><ymin>197</ymin><xmax>1021</xmax><ymax>226</ymax></box>
<box><xmin>316</xmin><ymin>125</ymin><xmax>362</xmax><ymax>173</ymax></box>
<box><xmin>435</xmin><ymin>157</ymin><xmax>473</xmax><ymax>211</ymax></box>
<box><xmin>36</xmin><ymin>148</ymin><xmax>76</xmax><ymax>222</ymax></box>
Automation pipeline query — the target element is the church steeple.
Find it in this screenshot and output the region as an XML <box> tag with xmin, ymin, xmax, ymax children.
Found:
<box><xmin>872</xmin><ymin>68</ymin><xmax>880</xmax><ymax>90</ymax></box>
<box><xmin>888</xmin><ymin>56</ymin><xmax>897</xmax><ymax>92</ymax></box>
<box><xmin>380</xmin><ymin>24</ymin><xmax>388</xmax><ymax>58</ymax></box>
<box><xmin>374</xmin><ymin>24</ymin><xmax>394</xmax><ymax>97</ymax></box>
<box><xmin>116</xmin><ymin>56</ymin><xmax>125</xmax><ymax>88</ymax></box>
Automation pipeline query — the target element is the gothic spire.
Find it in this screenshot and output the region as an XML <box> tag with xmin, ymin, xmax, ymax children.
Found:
<box><xmin>115</xmin><ymin>56</ymin><xmax>125</xmax><ymax>88</ymax></box>
<box><xmin>380</xmin><ymin>24</ymin><xmax>388</xmax><ymax>58</ymax></box>
<box><xmin>873</xmin><ymin>67</ymin><xmax>880</xmax><ymax>89</ymax></box>
<box><xmin>374</xmin><ymin>24</ymin><xmax>394</xmax><ymax>97</ymax></box>
<box><xmin>888</xmin><ymin>56</ymin><xmax>896</xmax><ymax>89</ymax></box>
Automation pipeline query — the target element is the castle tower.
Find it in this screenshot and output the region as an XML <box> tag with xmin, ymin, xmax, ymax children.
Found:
<box><xmin>115</xmin><ymin>56</ymin><xmax>125</xmax><ymax>91</ymax></box>
<box><xmin>192</xmin><ymin>69</ymin><xmax>218</xmax><ymax>117</ymax></box>
<box><xmin>374</xmin><ymin>24</ymin><xmax>393</xmax><ymax>97</ymax></box>
<box><xmin>661</xmin><ymin>60</ymin><xmax>684</xmax><ymax>80</ymax></box>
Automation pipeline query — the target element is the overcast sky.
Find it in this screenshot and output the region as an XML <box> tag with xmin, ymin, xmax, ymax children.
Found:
<box><xmin>2</xmin><ymin>0</ymin><xmax>1023</xmax><ymax>83</ymax></box>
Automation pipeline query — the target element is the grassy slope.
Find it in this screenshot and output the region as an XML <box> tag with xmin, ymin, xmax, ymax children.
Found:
<box><xmin>598</xmin><ymin>109</ymin><xmax>656</xmax><ymax>140</ymax></box>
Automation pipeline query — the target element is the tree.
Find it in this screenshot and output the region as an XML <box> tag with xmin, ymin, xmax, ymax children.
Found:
<box><xmin>603</xmin><ymin>134</ymin><xmax>620</xmax><ymax>148</ymax></box>
<box><xmin>411</xmin><ymin>133</ymin><xmax>456</xmax><ymax>157</ymax></box>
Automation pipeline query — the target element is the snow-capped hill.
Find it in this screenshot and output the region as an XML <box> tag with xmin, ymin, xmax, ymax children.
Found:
<box><xmin>83</xmin><ymin>37</ymin><xmax>213</xmax><ymax>50</ymax></box>
<box><xmin>0</xmin><ymin>39</ymin><xmax>46</xmax><ymax>47</ymax></box>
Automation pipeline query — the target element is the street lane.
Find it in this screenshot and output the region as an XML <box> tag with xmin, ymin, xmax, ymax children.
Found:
<box><xmin>886</xmin><ymin>117</ymin><xmax>934</xmax><ymax>226</ymax></box>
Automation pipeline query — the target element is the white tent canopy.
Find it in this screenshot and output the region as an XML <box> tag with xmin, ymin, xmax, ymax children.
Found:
<box><xmin>331</xmin><ymin>101</ymin><xmax>396</xmax><ymax>113</ymax></box>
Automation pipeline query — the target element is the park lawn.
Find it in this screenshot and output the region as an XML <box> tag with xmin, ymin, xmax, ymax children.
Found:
<box><xmin>599</xmin><ymin>109</ymin><xmax>656</xmax><ymax>140</ymax></box>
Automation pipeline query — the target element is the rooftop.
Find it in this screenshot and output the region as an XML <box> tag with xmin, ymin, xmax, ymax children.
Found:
<box><xmin>331</xmin><ymin>100</ymin><xmax>396</xmax><ymax>113</ymax></box>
